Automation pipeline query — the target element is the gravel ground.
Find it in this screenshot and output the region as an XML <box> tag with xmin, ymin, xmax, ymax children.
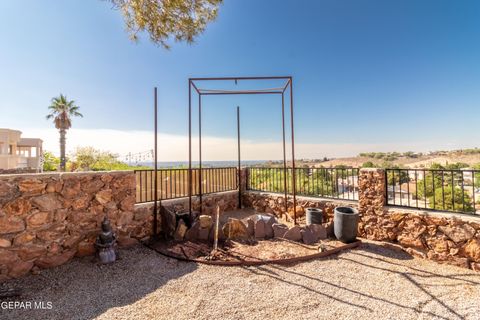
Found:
<box><xmin>1</xmin><ymin>241</ymin><xmax>479</xmax><ymax>320</ymax></box>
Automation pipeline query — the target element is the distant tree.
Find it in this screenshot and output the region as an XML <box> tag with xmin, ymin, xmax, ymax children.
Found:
<box><xmin>361</xmin><ymin>161</ymin><xmax>376</xmax><ymax>168</ymax></box>
<box><xmin>71</xmin><ymin>147</ymin><xmax>134</xmax><ymax>171</ymax></box>
<box><xmin>385</xmin><ymin>165</ymin><xmax>409</xmax><ymax>185</ymax></box>
<box><xmin>46</xmin><ymin>94</ymin><xmax>83</xmax><ymax>172</ymax></box>
<box><xmin>42</xmin><ymin>151</ymin><xmax>60</xmax><ymax>172</ymax></box>
<box><xmin>109</xmin><ymin>0</ymin><xmax>222</xmax><ymax>49</ymax></box>
<box><xmin>428</xmin><ymin>187</ymin><xmax>473</xmax><ymax>212</ymax></box>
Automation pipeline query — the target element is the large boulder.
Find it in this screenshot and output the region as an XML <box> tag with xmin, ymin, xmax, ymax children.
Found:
<box><xmin>184</xmin><ymin>221</ymin><xmax>200</xmax><ymax>241</ymax></box>
<box><xmin>308</xmin><ymin>224</ymin><xmax>327</xmax><ymax>241</ymax></box>
<box><xmin>438</xmin><ymin>225</ymin><xmax>476</xmax><ymax>244</ymax></box>
<box><xmin>301</xmin><ymin>228</ymin><xmax>317</xmax><ymax>245</ymax></box>
<box><xmin>264</xmin><ymin>216</ymin><xmax>276</xmax><ymax>239</ymax></box>
<box><xmin>245</xmin><ymin>218</ymin><xmax>254</xmax><ymax>237</ymax></box>
<box><xmin>174</xmin><ymin>220</ymin><xmax>188</xmax><ymax>241</ymax></box>
<box><xmin>273</xmin><ymin>223</ymin><xmax>289</xmax><ymax>238</ymax></box>
<box><xmin>199</xmin><ymin>215</ymin><xmax>213</xmax><ymax>229</ymax></box>
<box><xmin>254</xmin><ymin>219</ymin><xmax>266</xmax><ymax>239</ymax></box>
<box><xmin>222</xmin><ymin>218</ymin><xmax>249</xmax><ymax>240</ymax></box>
<box><xmin>284</xmin><ymin>226</ymin><xmax>302</xmax><ymax>242</ymax></box>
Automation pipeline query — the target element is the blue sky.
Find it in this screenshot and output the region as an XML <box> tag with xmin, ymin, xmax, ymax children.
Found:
<box><xmin>0</xmin><ymin>0</ymin><xmax>479</xmax><ymax>160</ymax></box>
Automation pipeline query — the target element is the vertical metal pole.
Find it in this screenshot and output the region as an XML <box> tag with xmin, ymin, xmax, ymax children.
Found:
<box><xmin>289</xmin><ymin>77</ymin><xmax>297</xmax><ymax>225</ymax></box>
<box><xmin>237</xmin><ymin>106</ymin><xmax>241</xmax><ymax>209</ymax></box>
<box><xmin>198</xmin><ymin>94</ymin><xmax>203</xmax><ymax>215</ymax></box>
<box><xmin>153</xmin><ymin>87</ymin><xmax>158</xmax><ymax>237</ymax></box>
<box><xmin>281</xmin><ymin>93</ymin><xmax>288</xmax><ymax>216</ymax></box>
<box><xmin>188</xmin><ymin>80</ymin><xmax>192</xmax><ymax>217</ymax></box>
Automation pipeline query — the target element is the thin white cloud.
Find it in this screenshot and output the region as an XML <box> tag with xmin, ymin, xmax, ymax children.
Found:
<box><xmin>19</xmin><ymin>128</ymin><xmax>479</xmax><ymax>161</ymax></box>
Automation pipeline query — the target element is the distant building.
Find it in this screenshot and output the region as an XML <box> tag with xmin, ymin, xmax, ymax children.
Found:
<box><xmin>0</xmin><ymin>129</ymin><xmax>43</xmax><ymax>172</ymax></box>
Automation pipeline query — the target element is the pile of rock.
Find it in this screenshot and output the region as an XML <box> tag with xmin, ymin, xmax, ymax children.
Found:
<box><xmin>172</xmin><ymin>213</ymin><xmax>330</xmax><ymax>245</ymax></box>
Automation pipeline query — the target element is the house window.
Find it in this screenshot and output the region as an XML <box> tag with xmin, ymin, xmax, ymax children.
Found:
<box><xmin>8</xmin><ymin>144</ymin><xmax>13</xmax><ymax>155</ymax></box>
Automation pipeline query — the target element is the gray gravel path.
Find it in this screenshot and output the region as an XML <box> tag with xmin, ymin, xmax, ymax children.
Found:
<box><xmin>1</xmin><ymin>241</ymin><xmax>479</xmax><ymax>320</ymax></box>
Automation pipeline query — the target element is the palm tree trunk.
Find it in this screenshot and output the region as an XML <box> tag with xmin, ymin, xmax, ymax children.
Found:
<box><xmin>59</xmin><ymin>129</ymin><xmax>66</xmax><ymax>171</ymax></box>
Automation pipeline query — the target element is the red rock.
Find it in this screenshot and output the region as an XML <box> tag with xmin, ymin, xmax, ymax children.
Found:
<box><xmin>95</xmin><ymin>189</ymin><xmax>113</xmax><ymax>205</ymax></box>
<box><xmin>439</xmin><ymin>225</ymin><xmax>476</xmax><ymax>244</ymax></box>
<box><xmin>0</xmin><ymin>249</ymin><xmax>18</xmax><ymax>264</ymax></box>
<box><xmin>8</xmin><ymin>260</ymin><xmax>33</xmax><ymax>278</ymax></box>
<box><xmin>18</xmin><ymin>179</ymin><xmax>46</xmax><ymax>195</ymax></box>
<box><xmin>463</xmin><ymin>239</ymin><xmax>480</xmax><ymax>262</ymax></box>
<box><xmin>62</xmin><ymin>234</ymin><xmax>82</xmax><ymax>249</ymax></box>
<box><xmin>117</xmin><ymin>211</ymin><xmax>133</xmax><ymax>226</ymax></box>
<box><xmin>71</xmin><ymin>194</ymin><xmax>91</xmax><ymax>210</ymax></box>
<box><xmin>82</xmin><ymin>179</ymin><xmax>105</xmax><ymax>193</ymax></box>
<box><xmin>273</xmin><ymin>223</ymin><xmax>289</xmax><ymax>238</ymax></box>
<box><xmin>26</xmin><ymin>211</ymin><xmax>53</xmax><ymax>228</ymax></box>
<box><xmin>54</xmin><ymin>209</ymin><xmax>68</xmax><ymax>222</ymax></box>
<box><xmin>284</xmin><ymin>226</ymin><xmax>302</xmax><ymax>242</ymax></box>
<box><xmin>254</xmin><ymin>219</ymin><xmax>266</xmax><ymax>238</ymax></box>
<box><xmin>301</xmin><ymin>228</ymin><xmax>317</xmax><ymax>245</ymax></box>
<box><xmin>397</xmin><ymin>235</ymin><xmax>425</xmax><ymax>249</ymax></box>
<box><xmin>0</xmin><ymin>180</ymin><xmax>19</xmax><ymax>206</ymax></box>
<box><xmin>0</xmin><ymin>216</ymin><xmax>25</xmax><ymax>234</ymax></box>
<box><xmin>13</xmin><ymin>232</ymin><xmax>36</xmax><ymax>245</ymax></box>
<box><xmin>0</xmin><ymin>238</ymin><xmax>11</xmax><ymax>248</ymax></box>
<box><xmin>308</xmin><ymin>224</ymin><xmax>327</xmax><ymax>240</ymax></box>
<box><xmin>61</xmin><ymin>178</ymin><xmax>81</xmax><ymax>199</ymax></box>
<box><xmin>35</xmin><ymin>250</ymin><xmax>75</xmax><ymax>268</ymax></box>
<box><xmin>17</xmin><ymin>244</ymin><xmax>47</xmax><ymax>260</ymax></box>
<box><xmin>47</xmin><ymin>242</ymin><xmax>62</xmax><ymax>255</ymax></box>
<box><xmin>120</xmin><ymin>195</ymin><xmax>136</xmax><ymax>211</ymax></box>
<box><xmin>36</xmin><ymin>227</ymin><xmax>65</xmax><ymax>242</ymax></box>
<box><xmin>76</xmin><ymin>241</ymin><xmax>95</xmax><ymax>257</ymax></box>
<box><xmin>222</xmin><ymin>218</ymin><xmax>249</xmax><ymax>240</ymax></box>
<box><xmin>3</xmin><ymin>198</ymin><xmax>32</xmax><ymax>216</ymax></box>
<box><xmin>31</xmin><ymin>193</ymin><xmax>62</xmax><ymax>211</ymax></box>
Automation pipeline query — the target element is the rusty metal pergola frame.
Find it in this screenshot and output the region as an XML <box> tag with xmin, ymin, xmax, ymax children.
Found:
<box><xmin>187</xmin><ymin>76</ymin><xmax>298</xmax><ymax>224</ymax></box>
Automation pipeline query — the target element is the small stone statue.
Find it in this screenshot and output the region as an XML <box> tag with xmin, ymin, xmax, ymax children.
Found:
<box><xmin>95</xmin><ymin>216</ymin><xmax>117</xmax><ymax>264</ymax></box>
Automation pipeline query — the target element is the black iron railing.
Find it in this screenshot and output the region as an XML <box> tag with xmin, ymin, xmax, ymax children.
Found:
<box><xmin>135</xmin><ymin>167</ymin><xmax>238</xmax><ymax>203</ymax></box>
<box><xmin>385</xmin><ymin>168</ymin><xmax>480</xmax><ymax>214</ymax></box>
<box><xmin>247</xmin><ymin>167</ymin><xmax>359</xmax><ymax>201</ymax></box>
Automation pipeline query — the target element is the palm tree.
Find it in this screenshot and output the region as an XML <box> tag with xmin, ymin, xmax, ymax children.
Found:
<box><xmin>46</xmin><ymin>94</ymin><xmax>83</xmax><ymax>171</ymax></box>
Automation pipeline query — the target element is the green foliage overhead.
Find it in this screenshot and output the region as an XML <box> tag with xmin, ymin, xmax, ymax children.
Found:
<box><xmin>109</xmin><ymin>0</ymin><xmax>222</xmax><ymax>49</ymax></box>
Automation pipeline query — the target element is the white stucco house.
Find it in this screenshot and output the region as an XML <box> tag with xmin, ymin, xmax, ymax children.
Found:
<box><xmin>0</xmin><ymin>128</ymin><xmax>43</xmax><ymax>172</ymax></box>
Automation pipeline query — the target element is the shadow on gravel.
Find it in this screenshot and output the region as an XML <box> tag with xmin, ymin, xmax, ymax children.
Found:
<box><xmin>0</xmin><ymin>245</ymin><xmax>198</xmax><ymax>320</ymax></box>
<box><xmin>243</xmin><ymin>243</ymin><xmax>476</xmax><ymax>320</ymax></box>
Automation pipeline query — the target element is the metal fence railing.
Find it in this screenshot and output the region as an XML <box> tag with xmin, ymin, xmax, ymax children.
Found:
<box><xmin>385</xmin><ymin>168</ymin><xmax>480</xmax><ymax>215</ymax></box>
<box><xmin>247</xmin><ymin>167</ymin><xmax>359</xmax><ymax>201</ymax></box>
<box><xmin>135</xmin><ymin>167</ymin><xmax>238</xmax><ymax>203</ymax></box>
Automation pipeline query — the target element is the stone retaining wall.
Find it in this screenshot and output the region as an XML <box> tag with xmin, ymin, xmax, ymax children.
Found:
<box><xmin>0</xmin><ymin>171</ymin><xmax>151</xmax><ymax>281</ymax></box>
<box><xmin>242</xmin><ymin>168</ymin><xmax>480</xmax><ymax>271</ymax></box>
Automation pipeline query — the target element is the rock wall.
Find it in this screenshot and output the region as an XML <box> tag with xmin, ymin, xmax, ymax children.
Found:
<box><xmin>0</xmin><ymin>171</ymin><xmax>151</xmax><ymax>281</ymax></box>
<box><xmin>242</xmin><ymin>168</ymin><xmax>480</xmax><ymax>271</ymax></box>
